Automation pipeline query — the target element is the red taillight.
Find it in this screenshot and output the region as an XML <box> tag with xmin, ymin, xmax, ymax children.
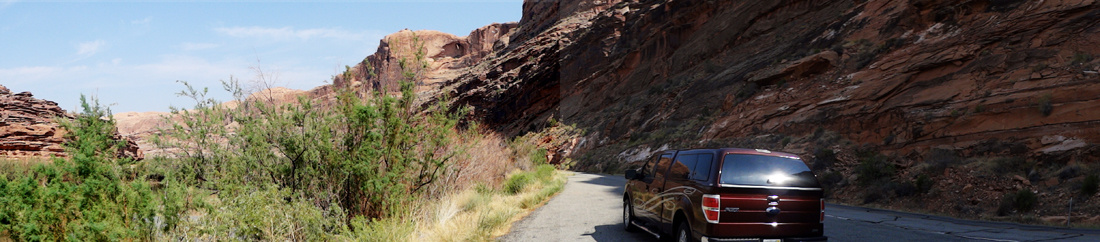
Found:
<box><xmin>820</xmin><ymin>199</ymin><xmax>825</xmax><ymax>222</ymax></box>
<box><xmin>702</xmin><ymin>194</ymin><xmax>720</xmax><ymax>224</ymax></box>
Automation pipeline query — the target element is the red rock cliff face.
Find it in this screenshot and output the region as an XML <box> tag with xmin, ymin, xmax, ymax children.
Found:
<box><xmin>445</xmin><ymin>0</ymin><xmax>1100</xmax><ymax>167</ymax></box>
<box><xmin>426</xmin><ymin>0</ymin><xmax>1100</xmax><ymax>221</ymax></box>
<box><xmin>330</xmin><ymin>23</ymin><xmax>518</xmax><ymax>97</ymax></box>
<box><xmin>0</xmin><ymin>85</ymin><xmax>69</xmax><ymax>158</ymax></box>
<box><xmin>0</xmin><ymin>85</ymin><xmax>143</xmax><ymax>160</ymax></box>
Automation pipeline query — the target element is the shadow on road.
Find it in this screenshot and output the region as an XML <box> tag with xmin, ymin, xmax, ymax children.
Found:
<box><xmin>577</xmin><ymin>173</ymin><xmax>627</xmax><ymax>196</ymax></box>
<box><xmin>589</xmin><ymin>224</ymin><xmax>659</xmax><ymax>242</ymax></box>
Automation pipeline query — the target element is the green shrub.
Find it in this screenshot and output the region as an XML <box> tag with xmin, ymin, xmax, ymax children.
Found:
<box><xmin>463</xmin><ymin>192</ymin><xmax>493</xmax><ymax>212</ymax></box>
<box><xmin>1038</xmin><ymin>93</ymin><xmax>1053</xmax><ymax>116</ymax></box>
<box><xmin>856</xmin><ymin>150</ymin><xmax>895</xmax><ymax>185</ymax></box>
<box><xmin>161</xmin><ymin>37</ymin><xmax>464</xmax><ymax>221</ymax></box>
<box><xmin>914</xmin><ymin>174</ymin><xmax>934</xmax><ymax>194</ymax></box>
<box><xmin>345</xmin><ymin>216</ymin><xmax>414</xmax><ymax>242</ymax></box>
<box><xmin>998</xmin><ymin>189</ymin><xmax>1038</xmax><ymax>215</ymax></box>
<box><xmin>535</xmin><ymin>164</ymin><xmax>555</xmax><ymax>182</ymax></box>
<box><xmin>521</xmin><ymin>178</ymin><xmax>564</xmax><ymax>209</ymax></box>
<box><xmin>476</xmin><ymin>208</ymin><xmax>517</xmax><ymax>237</ymax></box>
<box><xmin>0</xmin><ymin>95</ymin><xmax>158</xmax><ymax>241</ymax></box>
<box><xmin>504</xmin><ymin>173</ymin><xmax>535</xmax><ymax>195</ymax></box>
<box><xmin>924</xmin><ymin>148</ymin><xmax>959</xmax><ymax>175</ymax></box>
<box><xmin>531</xmin><ymin>148</ymin><xmax>549</xmax><ymax>165</ymax></box>
<box><xmin>1072</xmin><ymin>52</ymin><xmax>1093</xmax><ymax>65</ymax></box>
<box><xmin>811</xmin><ymin>148</ymin><xmax>836</xmax><ymax>171</ymax></box>
<box><xmin>1082</xmin><ymin>174</ymin><xmax>1099</xmax><ymax>196</ymax></box>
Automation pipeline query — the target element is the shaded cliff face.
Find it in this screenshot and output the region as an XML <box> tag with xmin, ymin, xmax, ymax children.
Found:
<box><xmin>444</xmin><ymin>0</ymin><xmax>1100</xmax><ymax>165</ymax></box>
<box><xmin>435</xmin><ymin>0</ymin><xmax>1100</xmax><ymax>220</ymax></box>
<box><xmin>105</xmin><ymin>0</ymin><xmax>1100</xmax><ymax>222</ymax></box>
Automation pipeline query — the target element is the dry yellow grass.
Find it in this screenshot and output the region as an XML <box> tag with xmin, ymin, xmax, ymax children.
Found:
<box><xmin>410</xmin><ymin>169</ymin><xmax>568</xmax><ymax>242</ymax></box>
<box><xmin>445</xmin><ymin>131</ymin><xmax>516</xmax><ymax>191</ymax></box>
<box><xmin>0</xmin><ymin>156</ymin><xmax>53</xmax><ymax>176</ymax></box>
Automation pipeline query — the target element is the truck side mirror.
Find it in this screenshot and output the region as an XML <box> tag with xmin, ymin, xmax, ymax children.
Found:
<box><xmin>625</xmin><ymin>169</ymin><xmax>638</xmax><ymax>180</ymax></box>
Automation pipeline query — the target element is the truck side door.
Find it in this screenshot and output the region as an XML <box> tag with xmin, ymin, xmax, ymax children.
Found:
<box><xmin>657</xmin><ymin>154</ymin><xmax>698</xmax><ymax>231</ymax></box>
<box><xmin>629</xmin><ymin>154</ymin><xmax>659</xmax><ymax>224</ymax></box>
<box><xmin>640</xmin><ymin>153</ymin><xmax>675</xmax><ymax>225</ymax></box>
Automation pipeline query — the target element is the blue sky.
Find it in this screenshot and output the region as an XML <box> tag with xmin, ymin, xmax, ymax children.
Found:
<box><xmin>0</xmin><ymin>0</ymin><xmax>522</xmax><ymax>113</ymax></box>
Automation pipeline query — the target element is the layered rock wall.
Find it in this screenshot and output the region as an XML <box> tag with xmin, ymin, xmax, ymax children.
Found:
<box><xmin>0</xmin><ymin>85</ymin><xmax>69</xmax><ymax>158</ymax></box>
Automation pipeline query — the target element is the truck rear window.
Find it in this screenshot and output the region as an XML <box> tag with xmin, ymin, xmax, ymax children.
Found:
<box><xmin>719</xmin><ymin>154</ymin><xmax>819</xmax><ymax>188</ymax></box>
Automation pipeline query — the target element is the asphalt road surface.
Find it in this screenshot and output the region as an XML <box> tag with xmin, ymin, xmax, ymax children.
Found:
<box><xmin>500</xmin><ymin>172</ymin><xmax>1100</xmax><ymax>242</ymax></box>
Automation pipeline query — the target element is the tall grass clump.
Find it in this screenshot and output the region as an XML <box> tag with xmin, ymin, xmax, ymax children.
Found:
<box><xmin>414</xmin><ymin>164</ymin><xmax>567</xmax><ymax>242</ymax></box>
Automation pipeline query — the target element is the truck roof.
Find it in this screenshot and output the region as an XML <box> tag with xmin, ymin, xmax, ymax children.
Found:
<box><xmin>662</xmin><ymin>148</ymin><xmax>800</xmax><ymax>159</ymax></box>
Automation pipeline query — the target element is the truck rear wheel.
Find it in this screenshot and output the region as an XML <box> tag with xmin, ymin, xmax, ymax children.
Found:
<box><xmin>676</xmin><ymin>221</ymin><xmax>695</xmax><ymax>242</ymax></box>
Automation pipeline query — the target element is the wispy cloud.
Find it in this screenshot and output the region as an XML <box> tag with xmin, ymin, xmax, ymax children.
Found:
<box><xmin>180</xmin><ymin>42</ymin><xmax>219</xmax><ymax>51</ymax></box>
<box><xmin>214</xmin><ymin>26</ymin><xmax>371</xmax><ymax>41</ymax></box>
<box><xmin>76</xmin><ymin>40</ymin><xmax>106</xmax><ymax>56</ymax></box>
<box><xmin>0</xmin><ymin>0</ymin><xmax>16</xmax><ymax>10</ymax></box>
<box><xmin>0</xmin><ymin>66</ymin><xmax>61</xmax><ymax>84</ymax></box>
<box><xmin>131</xmin><ymin>17</ymin><xmax>151</xmax><ymax>25</ymax></box>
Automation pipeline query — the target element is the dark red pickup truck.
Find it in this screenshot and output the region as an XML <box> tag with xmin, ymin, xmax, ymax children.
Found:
<box><xmin>623</xmin><ymin>148</ymin><xmax>828</xmax><ymax>242</ymax></box>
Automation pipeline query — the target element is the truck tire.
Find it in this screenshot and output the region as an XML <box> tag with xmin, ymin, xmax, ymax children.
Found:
<box><xmin>623</xmin><ymin>200</ymin><xmax>638</xmax><ymax>232</ymax></box>
<box><xmin>676</xmin><ymin>221</ymin><xmax>696</xmax><ymax>242</ymax></box>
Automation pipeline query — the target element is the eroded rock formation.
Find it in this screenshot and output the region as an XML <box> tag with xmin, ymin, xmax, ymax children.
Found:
<box><xmin>0</xmin><ymin>85</ymin><xmax>69</xmax><ymax>158</ymax></box>
<box><xmin>0</xmin><ymin>85</ymin><xmax>143</xmax><ymax>160</ymax></box>
<box><xmin>110</xmin><ymin>0</ymin><xmax>1100</xmax><ymax>221</ymax></box>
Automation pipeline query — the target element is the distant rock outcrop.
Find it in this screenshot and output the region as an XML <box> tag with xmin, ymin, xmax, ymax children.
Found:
<box><xmin>0</xmin><ymin>85</ymin><xmax>143</xmax><ymax>160</ymax></box>
<box><xmin>0</xmin><ymin>85</ymin><xmax>69</xmax><ymax>158</ymax></box>
<box><xmin>330</xmin><ymin>23</ymin><xmax>517</xmax><ymax>97</ymax></box>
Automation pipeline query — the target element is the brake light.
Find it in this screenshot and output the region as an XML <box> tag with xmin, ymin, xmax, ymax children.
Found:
<box><xmin>702</xmin><ymin>194</ymin><xmax>720</xmax><ymax>224</ymax></box>
<box><xmin>820</xmin><ymin>198</ymin><xmax>825</xmax><ymax>222</ymax></box>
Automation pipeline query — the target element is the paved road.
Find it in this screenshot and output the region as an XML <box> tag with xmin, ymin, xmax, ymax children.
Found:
<box><xmin>500</xmin><ymin>172</ymin><xmax>1100</xmax><ymax>242</ymax></box>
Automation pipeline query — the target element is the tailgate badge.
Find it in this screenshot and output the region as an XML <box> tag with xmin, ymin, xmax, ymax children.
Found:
<box><xmin>724</xmin><ymin>207</ymin><xmax>739</xmax><ymax>212</ymax></box>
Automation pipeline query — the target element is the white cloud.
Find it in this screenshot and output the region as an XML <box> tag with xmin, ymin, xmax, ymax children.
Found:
<box><xmin>214</xmin><ymin>26</ymin><xmax>371</xmax><ymax>41</ymax></box>
<box><xmin>180</xmin><ymin>42</ymin><xmax>219</xmax><ymax>51</ymax></box>
<box><xmin>131</xmin><ymin>17</ymin><xmax>151</xmax><ymax>25</ymax></box>
<box><xmin>76</xmin><ymin>40</ymin><xmax>106</xmax><ymax>56</ymax></box>
<box><xmin>0</xmin><ymin>66</ymin><xmax>61</xmax><ymax>84</ymax></box>
<box><xmin>0</xmin><ymin>0</ymin><xmax>15</xmax><ymax>10</ymax></box>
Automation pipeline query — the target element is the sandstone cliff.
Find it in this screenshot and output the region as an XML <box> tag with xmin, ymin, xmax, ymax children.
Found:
<box><xmin>0</xmin><ymin>85</ymin><xmax>142</xmax><ymax>160</ymax></box>
<box><xmin>0</xmin><ymin>85</ymin><xmax>69</xmax><ymax>158</ymax></box>
<box><xmin>109</xmin><ymin>0</ymin><xmax>1100</xmax><ymax>223</ymax></box>
<box><xmin>432</xmin><ymin>0</ymin><xmax>1100</xmax><ymax>222</ymax></box>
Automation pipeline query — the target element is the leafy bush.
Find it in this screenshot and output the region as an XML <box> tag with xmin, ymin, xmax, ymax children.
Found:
<box><xmin>886</xmin><ymin>181</ymin><xmax>917</xmax><ymax>197</ymax></box>
<box><xmin>1037</xmin><ymin>93</ymin><xmax>1053</xmax><ymax>117</ymax></box>
<box><xmin>862</xmin><ymin>192</ymin><xmax>883</xmax><ymax>204</ymax></box>
<box><xmin>856</xmin><ymin>150</ymin><xmax>895</xmax><ymax>185</ymax></box>
<box><xmin>1082</xmin><ymin>174</ymin><xmax>1099</xmax><ymax>197</ymax></box>
<box><xmin>504</xmin><ymin>172</ymin><xmax>534</xmax><ymax>195</ymax></box>
<box><xmin>159</xmin><ymin>37</ymin><xmax>464</xmax><ymax>222</ymax></box>
<box><xmin>535</xmin><ymin>164</ymin><xmax>555</xmax><ymax>182</ymax></box>
<box><xmin>0</xmin><ymin>96</ymin><xmax>158</xmax><ymax>241</ymax></box>
<box><xmin>531</xmin><ymin>148</ymin><xmax>549</xmax><ymax>165</ymax></box>
<box><xmin>1058</xmin><ymin>165</ymin><xmax>1081</xmax><ymax>180</ymax></box>
<box><xmin>998</xmin><ymin>189</ymin><xmax>1038</xmax><ymax>216</ymax></box>
<box><xmin>924</xmin><ymin>148</ymin><xmax>959</xmax><ymax>173</ymax></box>
<box><xmin>914</xmin><ymin>174</ymin><xmax>934</xmax><ymax>194</ymax></box>
<box><xmin>811</xmin><ymin>148</ymin><xmax>836</xmax><ymax>171</ymax></box>
<box><xmin>344</xmin><ymin>216</ymin><xmax>414</xmax><ymax>242</ymax></box>
<box><xmin>980</xmin><ymin>157</ymin><xmax>1029</xmax><ymax>175</ymax></box>
<box><xmin>819</xmin><ymin>171</ymin><xmax>843</xmax><ymax>188</ymax></box>
<box><xmin>1072</xmin><ymin>52</ymin><xmax>1093</xmax><ymax>65</ymax></box>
